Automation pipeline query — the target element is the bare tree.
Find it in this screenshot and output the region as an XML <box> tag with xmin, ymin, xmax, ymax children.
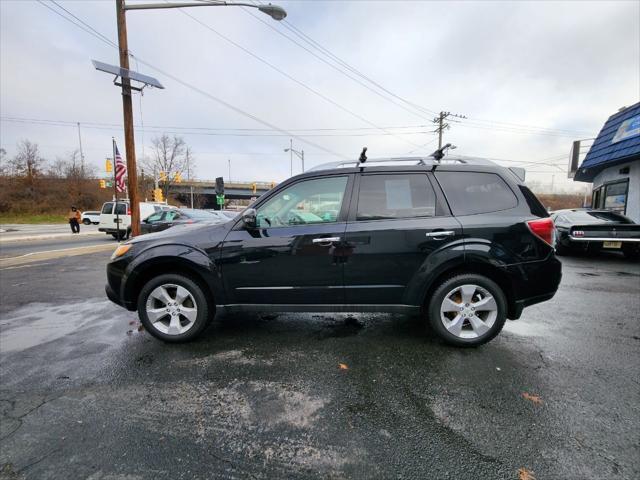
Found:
<box><xmin>0</xmin><ymin>148</ymin><xmax>7</xmax><ymax>176</ymax></box>
<box><xmin>48</xmin><ymin>157</ymin><xmax>69</xmax><ymax>178</ymax></box>
<box><xmin>144</xmin><ymin>134</ymin><xmax>192</xmax><ymax>198</ymax></box>
<box><xmin>10</xmin><ymin>140</ymin><xmax>46</xmax><ymax>187</ymax></box>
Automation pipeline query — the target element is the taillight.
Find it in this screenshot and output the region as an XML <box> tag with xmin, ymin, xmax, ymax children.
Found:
<box><xmin>572</xmin><ymin>230</ymin><xmax>585</xmax><ymax>237</ymax></box>
<box><xmin>127</xmin><ymin>208</ymin><xmax>131</xmax><ymax>216</ymax></box>
<box><xmin>527</xmin><ymin>217</ymin><xmax>555</xmax><ymax>246</ymax></box>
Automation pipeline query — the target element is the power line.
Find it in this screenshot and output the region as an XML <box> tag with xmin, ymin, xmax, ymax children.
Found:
<box><xmin>1</xmin><ymin>116</ymin><xmax>438</xmax><ymax>137</ymax></box>
<box><xmin>175</xmin><ymin>8</ymin><xmax>423</xmax><ymax>148</ymax></box>
<box><xmin>36</xmin><ymin>1</ymin><xmax>349</xmax><ymax>160</ymax></box>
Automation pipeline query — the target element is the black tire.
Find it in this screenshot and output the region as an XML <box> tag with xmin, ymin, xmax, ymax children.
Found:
<box><xmin>555</xmin><ymin>240</ymin><xmax>571</xmax><ymax>256</ymax></box>
<box><xmin>427</xmin><ymin>274</ymin><xmax>507</xmax><ymax>347</ymax></box>
<box><xmin>137</xmin><ymin>273</ymin><xmax>212</xmax><ymax>343</ymax></box>
<box><xmin>111</xmin><ymin>231</ymin><xmax>126</xmax><ymax>241</ymax></box>
<box><xmin>82</xmin><ymin>219</ymin><xmax>91</xmax><ymax>225</ymax></box>
<box><xmin>622</xmin><ymin>244</ymin><xmax>640</xmax><ymax>261</ymax></box>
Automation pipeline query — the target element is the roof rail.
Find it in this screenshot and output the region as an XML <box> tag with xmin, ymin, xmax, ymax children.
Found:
<box><xmin>308</xmin><ymin>155</ymin><xmax>498</xmax><ymax>172</ymax></box>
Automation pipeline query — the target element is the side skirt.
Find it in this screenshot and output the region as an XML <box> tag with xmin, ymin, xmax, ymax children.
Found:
<box><xmin>217</xmin><ymin>304</ymin><xmax>421</xmax><ymax>314</ymax></box>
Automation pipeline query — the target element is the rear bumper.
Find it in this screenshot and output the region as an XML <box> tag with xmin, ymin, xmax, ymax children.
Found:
<box><xmin>507</xmin><ymin>254</ymin><xmax>562</xmax><ymax>320</ymax></box>
<box><xmin>569</xmin><ymin>236</ymin><xmax>640</xmax><ymax>242</ymax></box>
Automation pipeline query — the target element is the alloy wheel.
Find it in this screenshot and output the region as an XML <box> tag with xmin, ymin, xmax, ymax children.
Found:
<box><xmin>439</xmin><ymin>284</ymin><xmax>498</xmax><ymax>339</ymax></box>
<box><xmin>145</xmin><ymin>283</ymin><xmax>198</xmax><ymax>335</ymax></box>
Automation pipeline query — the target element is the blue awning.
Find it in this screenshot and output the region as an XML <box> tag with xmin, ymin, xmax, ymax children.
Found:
<box><xmin>574</xmin><ymin>102</ymin><xmax>640</xmax><ymax>182</ymax></box>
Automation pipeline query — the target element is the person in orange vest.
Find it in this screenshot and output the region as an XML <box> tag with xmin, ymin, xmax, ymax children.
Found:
<box><xmin>68</xmin><ymin>206</ymin><xmax>81</xmax><ymax>234</ymax></box>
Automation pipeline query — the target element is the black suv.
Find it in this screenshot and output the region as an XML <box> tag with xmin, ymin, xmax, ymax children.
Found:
<box><xmin>106</xmin><ymin>156</ymin><xmax>561</xmax><ymax>346</ymax></box>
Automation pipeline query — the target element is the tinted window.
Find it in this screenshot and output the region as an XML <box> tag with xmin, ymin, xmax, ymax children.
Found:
<box><xmin>256</xmin><ymin>176</ymin><xmax>348</xmax><ymax>227</ymax></box>
<box><xmin>356</xmin><ymin>174</ymin><xmax>436</xmax><ymax>220</ymax></box>
<box><xmin>436</xmin><ymin>172</ymin><xmax>518</xmax><ymax>215</ymax></box>
<box><xmin>101</xmin><ymin>203</ymin><xmax>114</xmax><ymax>214</ymax></box>
<box><xmin>518</xmin><ymin>185</ymin><xmax>548</xmax><ymax>217</ymax></box>
<box><xmin>114</xmin><ymin>203</ymin><xmax>128</xmax><ymax>215</ymax></box>
<box><xmin>146</xmin><ymin>212</ymin><xmax>163</xmax><ymax>223</ymax></box>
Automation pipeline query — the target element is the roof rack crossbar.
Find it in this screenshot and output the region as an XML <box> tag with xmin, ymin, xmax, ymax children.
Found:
<box><xmin>308</xmin><ymin>156</ymin><xmax>497</xmax><ymax>172</ymax></box>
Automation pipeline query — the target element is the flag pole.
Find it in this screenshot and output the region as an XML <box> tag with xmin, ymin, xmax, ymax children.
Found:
<box><xmin>112</xmin><ymin>137</ymin><xmax>121</xmax><ymax>240</ymax></box>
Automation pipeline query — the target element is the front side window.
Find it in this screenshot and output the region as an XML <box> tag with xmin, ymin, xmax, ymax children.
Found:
<box><xmin>146</xmin><ymin>212</ymin><xmax>163</xmax><ymax>223</ymax></box>
<box><xmin>256</xmin><ymin>176</ymin><xmax>348</xmax><ymax>228</ymax></box>
<box><xmin>436</xmin><ymin>171</ymin><xmax>518</xmax><ymax>215</ymax></box>
<box><xmin>356</xmin><ymin>174</ymin><xmax>436</xmax><ymax>220</ymax></box>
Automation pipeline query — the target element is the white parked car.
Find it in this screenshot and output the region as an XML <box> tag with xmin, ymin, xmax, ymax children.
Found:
<box><xmin>99</xmin><ymin>201</ymin><xmax>170</xmax><ymax>240</ymax></box>
<box><xmin>81</xmin><ymin>211</ymin><xmax>101</xmax><ymax>225</ymax></box>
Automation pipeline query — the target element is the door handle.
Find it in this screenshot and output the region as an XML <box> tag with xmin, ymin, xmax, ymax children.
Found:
<box><xmin>426</xmin><ymin>230</ymin><xmax>455</xmax><ymax>238</ymax></box>
<box><xmin>312</xmin><ymin>237</ymin><xmax>341</xmax><ymax>246</ymax></box>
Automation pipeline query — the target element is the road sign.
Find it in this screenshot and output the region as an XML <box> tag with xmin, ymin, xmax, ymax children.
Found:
<box><xmin>216</xmin><ymin>194</ymin><xmax>225</xmax><ymax>206</ymax></box>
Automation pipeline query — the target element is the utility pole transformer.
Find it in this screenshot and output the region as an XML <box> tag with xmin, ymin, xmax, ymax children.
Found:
<box><xmin>433</xmin><ymin>111</ymin><xmax>467</xmax><ymax>149</ymax></box>
<box><xmin>115</xmin><ymin>0</ymin><xmax>141</xmax><ymax>237</ymax></box>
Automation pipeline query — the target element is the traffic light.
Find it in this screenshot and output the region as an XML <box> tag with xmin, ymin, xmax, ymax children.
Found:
<box><xmin>251</xmin><ymin>182</ymin><xmax>257</xmax><ymax>194</ymax></box>
<box><xmin>153</xmin><ymin>188</ymin><xmax>164</xmax><ymax>202</ymax></box>
<box><xmin>215</xmin><ymin>176</ymin><xmax>224</xmax><ymax>195</ymax></box>
<box><xmin>159</xmin><ymin>171</ymin><xmax>167</xmax><ymax>182</ymax></box>
<box><xmin>174</xmin><ymin>172</ymin><xmax>182</xmax><ymax>183</ymax></box>
<box><xmin>105</xmin><ymin>159</ymin><xmax>113</xmax><ymax>173</ymax></box>
<box><xmin>99</xmin><ymin>179</ymin><xmax>106</xmax><ymax>189</ymax></box>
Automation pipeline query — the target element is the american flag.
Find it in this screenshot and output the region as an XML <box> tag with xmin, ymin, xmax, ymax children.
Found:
<box><xmin>114</xmin><ymin>143</ymin><xmax>127</xmax><ymax>193</ymax></box>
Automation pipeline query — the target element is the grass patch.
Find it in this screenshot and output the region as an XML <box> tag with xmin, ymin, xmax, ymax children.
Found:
<box><xmin>0</xmin><ymin>213</ymin><xmax>67</xmax><ymax>225</ymax></box>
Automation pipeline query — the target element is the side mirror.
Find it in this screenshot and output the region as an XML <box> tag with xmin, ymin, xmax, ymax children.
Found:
<box><xmin>242</xmin><ymin>208</ymin><xmax>257</xmax><ymax>229</ymax></box>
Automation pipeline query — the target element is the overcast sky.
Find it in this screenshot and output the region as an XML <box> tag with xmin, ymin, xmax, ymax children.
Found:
<box><xmin>1</xmin><ymin>0</ymin><xmax>639</xmax><ymax>191</ymax></box>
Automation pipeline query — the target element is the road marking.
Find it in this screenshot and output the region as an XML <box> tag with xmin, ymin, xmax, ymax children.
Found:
<box><xmin>2</xmin><ymin>262</ymin><xmax>53</xmax><ymax>271</ymax></box>
<box><xmin>0</xmin><ymin>244</ymin><xmax>116</xmax><ymax>268</ymax></box>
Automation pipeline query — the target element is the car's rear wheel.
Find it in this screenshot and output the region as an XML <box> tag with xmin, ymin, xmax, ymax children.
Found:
<box><xmin>428</xmin><ymin>274</ymin><xmax>507</xmax><ymax>347</ymax></box>
<box><xmin>622</xmin><ymin>243</ymin><xmax>640</xmax><ymax>261</ymax></box>
<box><xmin>137</xmin><ymin>273</ymin><xmax>211</xmax><ymax>342</ymax></box>
<box><xmin>82</xmin><ymin>219</ymin><xmax>91</xmax><ymax>225</ymax></box>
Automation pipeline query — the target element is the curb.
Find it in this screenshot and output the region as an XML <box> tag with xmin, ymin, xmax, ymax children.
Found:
<box><xmin>0</xmin><ymin>231</ymin><xmax>105</xmax><ymax>243</ymax></box>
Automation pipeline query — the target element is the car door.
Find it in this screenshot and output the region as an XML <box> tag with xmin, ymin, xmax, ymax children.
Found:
<box><xmin>219</xmin><ymin>174</ymin><xmax>354</xmax><ymax>305</ymax></box>
<box><xmin>343</xmin><ymin>171</ymin><xmax>463</xmax><ymax>305</ymax></box>
<box><xmin>142</xmin><ymin>211</ymin><xmax>164</xmax><ymax>234</ymax></box>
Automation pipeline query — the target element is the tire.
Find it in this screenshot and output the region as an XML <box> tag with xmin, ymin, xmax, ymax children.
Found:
<box><xmin>622</xmin><ymin>244</ymin><xmax>640</xmax><ymax>261</ymax></box>
<box><xmin>427</xmin><ymin>274</ymin><xmax>507</xmax><ymax>347</ymax></box>
<box><xmin>111</xmin><ymin>231</ymin><xmax>126</xmax><ymax>241</ymax></box>
<box><xmin>82</xmin><ymin>219</ymin><xmax>91</xmax><ymax>225</ymax></box>
<box><xmin>137</xmin><ymin>273</ymin><xmax>212</xmax><ymax>343</ymax></box>
<box><xmin>555</xmin><ymin>240</ymin><xmax>571</xmax><ymax>256</ymax></box>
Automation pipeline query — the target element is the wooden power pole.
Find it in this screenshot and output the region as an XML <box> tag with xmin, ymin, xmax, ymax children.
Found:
<box><xmin>115</xmin><ymin>0</ymin><xmax>140</xmax><ymax>237</ymax></box>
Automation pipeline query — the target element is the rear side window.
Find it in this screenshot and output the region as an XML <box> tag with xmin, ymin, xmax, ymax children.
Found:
<box><xmin>114</xmin><ymin>203</ymin><xmax>128</xmax><ymax>215</ymax></box>
<box><xmin>101</xmin><ymin>203</ymin><xmax>113</xmax><ymax>214</ymax></box>
<box><xmin>435</xmin><ymin>172</ymin><xmax>517</xmax><ymax>215</ymax></box>
<box><xmin>357</xmin><ymin>174</ymin><xmax>436</xmax><ymax>220</ymax></box>
<box><xmin>518</xmin><ymin>185</ymin><xmax>549</xmax><ymax>217</ymax></box>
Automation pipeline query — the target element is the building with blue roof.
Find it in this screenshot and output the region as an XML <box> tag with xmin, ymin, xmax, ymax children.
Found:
<box><xmin>574</xmin><ymin>102</ymin><xmax>640</xmax><ymax>222</ymax></box>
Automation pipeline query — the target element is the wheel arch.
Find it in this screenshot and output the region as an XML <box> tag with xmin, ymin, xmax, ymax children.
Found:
<box><xmin>421</xmin><ymin>261</ymin><xmax>518</xmax><ymax>319</ymax></box>
<box><xmin>122</xmin><ymin>255</ymin><xmax>220</xmax><ymax>312</ymax></box>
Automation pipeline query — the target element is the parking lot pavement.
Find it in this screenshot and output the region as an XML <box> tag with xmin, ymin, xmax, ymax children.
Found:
<box><xmin>0</xmin><ymin>253</ymin><xmax>638</xmax><ymax>479</ymax></box>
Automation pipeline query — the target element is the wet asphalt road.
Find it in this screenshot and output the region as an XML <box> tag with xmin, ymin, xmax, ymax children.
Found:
<box><xmin>0</xmin><ymin>251</ymin><xmax>638</xmax><ymax>479</ymax></box>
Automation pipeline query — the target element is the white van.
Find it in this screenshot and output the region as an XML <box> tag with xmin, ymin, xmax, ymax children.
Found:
<box><xmin>99</xmin><ymin>201</ymin><xmax>168</xmax><ymax>239</ymax></box>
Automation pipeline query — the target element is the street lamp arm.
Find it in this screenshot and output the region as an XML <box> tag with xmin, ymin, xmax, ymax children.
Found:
<box><xmin>124</xmin><ymin>1</ymin><xmax>287</xmax><ymax>20</ymax></box>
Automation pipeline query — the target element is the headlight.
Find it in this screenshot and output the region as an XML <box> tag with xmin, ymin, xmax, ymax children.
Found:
<box><xmin>111</xmin><ymin>244</ymin><xmax>132</xmax><ymax>259</ymax></box>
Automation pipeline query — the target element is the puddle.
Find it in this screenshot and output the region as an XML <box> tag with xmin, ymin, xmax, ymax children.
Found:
<box><xmin>0</xmin><ymin>300</ymin><xmax>112</xmax><ymax>353</ymax></box>
<box><xmin>579</xmin><ymin>272</ymin><xmax>600</xmax><ymax>277</ymax></box>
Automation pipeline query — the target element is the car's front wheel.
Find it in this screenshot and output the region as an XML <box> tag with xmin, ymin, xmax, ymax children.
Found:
<box><xmin>137</xmin><ymin>273</ymin><xmax>211</xmax><ymax>342</ymax></box>
<box><xmin>428</xmin><ymin>274</ymin><xmax>507</xmax><ymax>347</ymax></box>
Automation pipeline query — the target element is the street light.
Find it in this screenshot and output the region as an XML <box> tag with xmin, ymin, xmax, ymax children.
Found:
<box><xmin>114</xmin><ymin>0</ymin><xmax>286</xmax><ymax>236</ymax></box>
<box><xmin>285</xmin><ymin>142</ymin><xmax>304</xmax><ymax>175</ymax></box>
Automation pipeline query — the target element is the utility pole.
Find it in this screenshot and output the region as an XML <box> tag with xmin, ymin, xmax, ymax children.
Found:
<box><xmin>115</xmin><ymin>0</ymin><xmax>141</xmax><ymax>237</ymax></box>
<box><xmin>228</xmin><ymin>158</ymin><xmax>231</xmax><ymax>181</ymax></box>
<box><xmin>433</xmin><ymin>111</ymin><xmax>467</xmax><ymax>149</ymax></box>
<box><xmin>76</xmin><ymin>122</ymin><xmax>85</xmax><ymax>175</ymax></box>
<box><xmin>289</xmin><ymin>139</ymin><xmax>293</xmax><ymax>177</ymax></box>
